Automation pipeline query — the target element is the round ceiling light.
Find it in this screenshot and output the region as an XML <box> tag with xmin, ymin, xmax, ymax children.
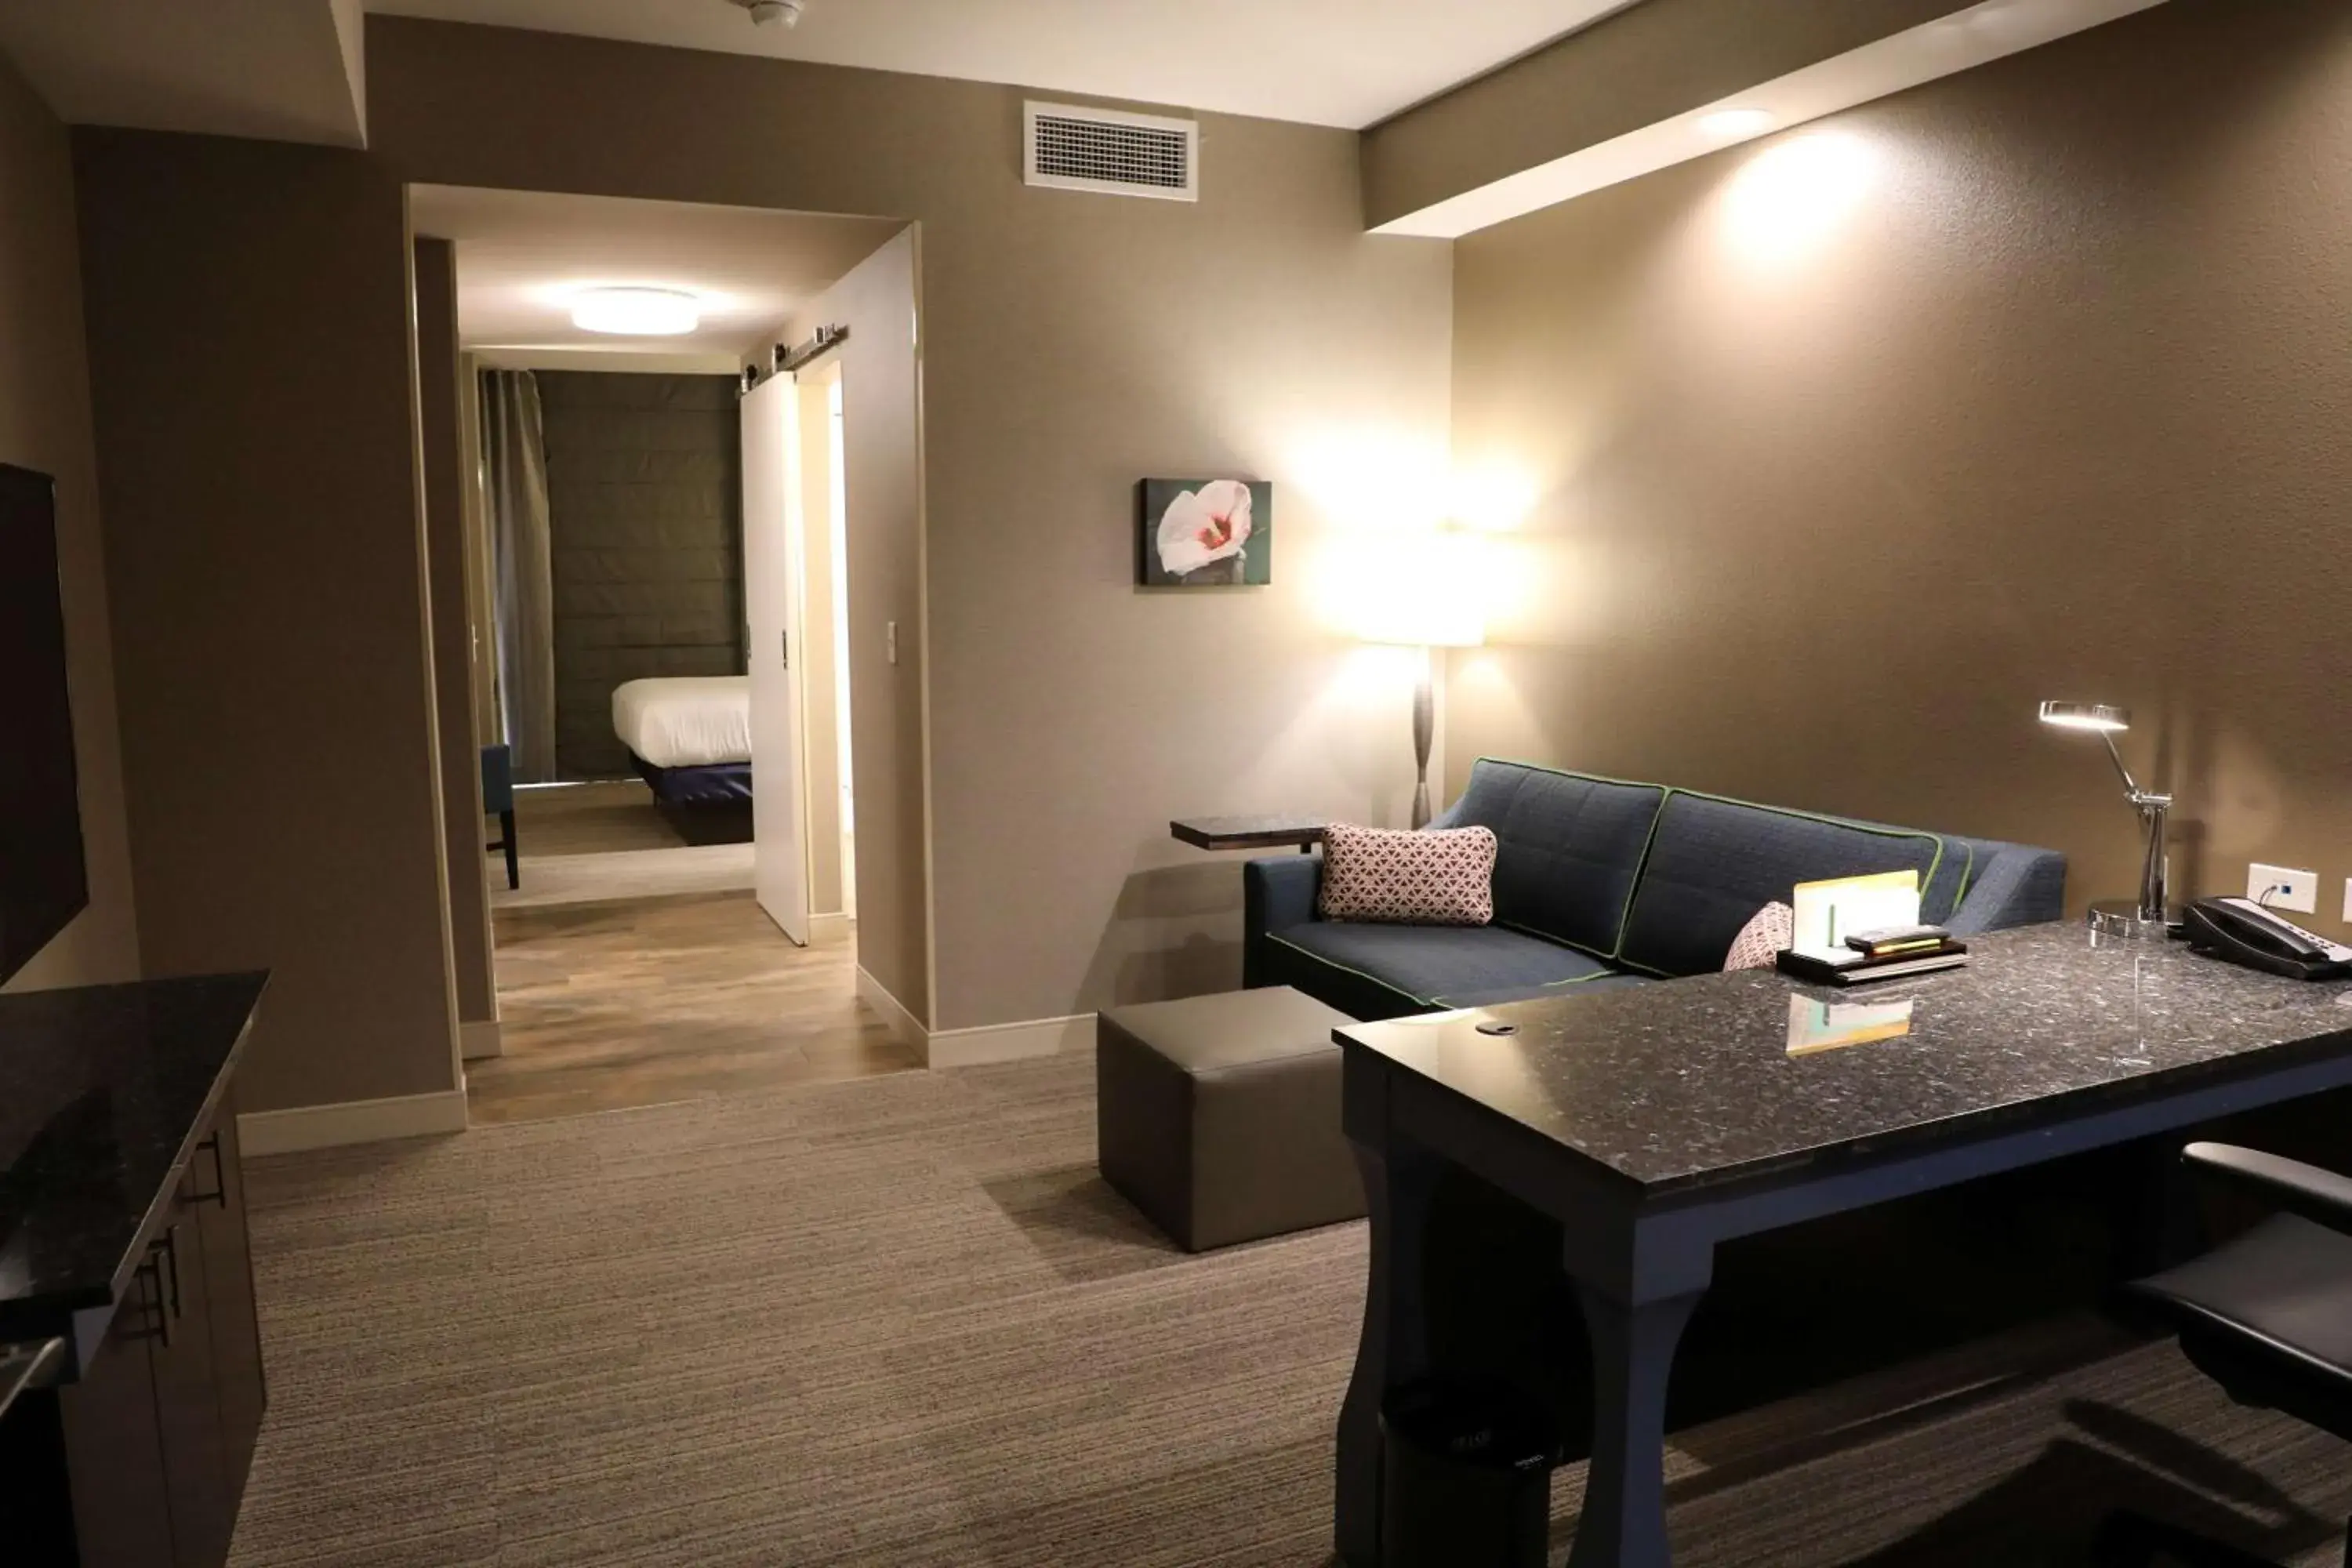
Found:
<box><xmin>732</xmin><ymin>0</ymin><xmax>806</xmax><ymax>26</ymax></box>
<box><xmin>572</xmin><ymin>288</ymin><xmax>702</xmax><ymax>336</ymax></box>
<box><xmin>1699</xmin><ymin>107</ymin><xmax>1778</xmax><ymax>141</ymax></box>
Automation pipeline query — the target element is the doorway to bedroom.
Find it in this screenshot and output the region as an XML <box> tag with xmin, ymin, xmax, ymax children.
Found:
<box><xmin>412</xmin><ymin>183</ymin><xmax>923</xmax><ymax>1123</ymax></box>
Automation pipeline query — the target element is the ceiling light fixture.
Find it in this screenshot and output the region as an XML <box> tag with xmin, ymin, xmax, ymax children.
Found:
<box><xmin>734</xmin><ymin>0</ymin><xmax>805</xmax><ymax>26</ymax></box>
<box><xmin>1699</xmin><ymin>107</ymin><xmax>1778</xmax><ymax>142</ymax></box>
<box><xmin>571</xmin><ymin>288</ymin><xmax>702</xmax><ymax>336</ymax></box>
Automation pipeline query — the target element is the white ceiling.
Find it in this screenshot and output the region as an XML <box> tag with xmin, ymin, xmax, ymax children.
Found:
<box><xmin>412</xmin><ymin>184</ymin><xmax>903</xmax><ymax>361</ymax></box>
<box><xmin>0</xmin><ymin>0</ymin><xmax>368</xmax><ymax>146</ymax></box>
<box><xmin>367</xmin><ymin>0</ymin><xmax>1641</xmax><ymax>129</ymax></box>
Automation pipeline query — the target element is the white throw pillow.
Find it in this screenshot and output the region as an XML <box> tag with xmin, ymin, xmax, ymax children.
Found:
<box><xmin>1318</xmin><ymin>823</ymin><xmax>1497</xmax><ymax>927</ymax></box>
<box><xmin>1723</xmin><ymin>901</ymin><xmax>1795</xmax><ymax>971</ymax></box>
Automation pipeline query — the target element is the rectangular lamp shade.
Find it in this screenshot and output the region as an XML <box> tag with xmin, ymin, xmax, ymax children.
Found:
<box><xmin>1354</xmin><ymin>532</ymin><xmax>1487</xmax><ymax>648</ymax></box>
<box><xmin>1359</xmin><ymin>601</ymin><xmax>1484</xmax><ymax>649</ymax></box>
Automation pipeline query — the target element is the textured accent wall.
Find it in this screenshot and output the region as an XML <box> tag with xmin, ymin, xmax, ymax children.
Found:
<box><xmin>537</xmin><ymin>371</ymin><xmax>745</xmax><ymax>781</ymax></box>
<box><xmin>0</xmin><ymin>50</ymin><xmax>138</xmax><ymax>993</ymax></box>
<box><xmin>1445</xmin><ymin>0</ymin><xmax>2352</xmax><ymax>931</ymax></box>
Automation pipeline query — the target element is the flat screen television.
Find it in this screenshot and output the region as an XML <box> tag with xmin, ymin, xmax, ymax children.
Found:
<box><xmin>0</xmin><ymin>464</ymin><xmax>86</xmax><ymax>984</ymax></box>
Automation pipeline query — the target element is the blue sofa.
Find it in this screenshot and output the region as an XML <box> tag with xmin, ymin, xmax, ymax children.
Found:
<box><xmin>1245</xmin><ymin>758</ymin><xmax>2067</xmax><ymax>1020</ymax></box>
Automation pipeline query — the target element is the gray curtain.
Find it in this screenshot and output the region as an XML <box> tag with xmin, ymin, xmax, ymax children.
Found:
<box><xmin>479</xmin><ymin>371</ymin><xmax>557</xmax><ymax>783</ymax></box>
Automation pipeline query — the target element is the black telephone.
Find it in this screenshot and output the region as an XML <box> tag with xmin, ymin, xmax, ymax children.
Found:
<box><xmin>2180</xmin><ymin>897</ymin><xmax>2352</xmax><ymax>980</ymax></box>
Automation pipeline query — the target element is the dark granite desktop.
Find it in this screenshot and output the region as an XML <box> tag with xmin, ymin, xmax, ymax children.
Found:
<box><xmin>1334</xmin><ymin>923</ymin><xmax>2352</xmax><ymax>1566</ymax></box>
<box><xmin>0</xmin><ymin>1336</ymin><xmax>64</xmax><ymax>1424</ymax></box>
<box><xmin>1338</xmin><ymin>922</ymin><xmax>2352</xmax><ymax>1195</ymax></box>
<box><xmin>0</xmin><ymin>972</ymin><xmax>267</xmax><ymax>1342</ymax></box>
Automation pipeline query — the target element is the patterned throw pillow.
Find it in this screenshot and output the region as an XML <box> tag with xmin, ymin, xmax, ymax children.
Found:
<box><xmin>1723</xmin><ymin>901</ymin><xmax>1795</xmax><ymax>971</ymax></box>
<box><xmin>1318</xmin><ymin>823</ymin><xmax>1497</xmax><ymax>927</ymax></box>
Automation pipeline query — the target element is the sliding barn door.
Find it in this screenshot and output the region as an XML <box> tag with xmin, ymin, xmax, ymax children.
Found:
<box><xmin>742</xmin><ymin>372</ymin><xmax>810</xmax><ymax>945</ymax></box>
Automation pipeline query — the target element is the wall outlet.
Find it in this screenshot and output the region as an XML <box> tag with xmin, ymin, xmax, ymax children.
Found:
<box><xmin>2248</xmin><ymin>862</ymin><xmax>2318</xmax><ymax>914</ymax></box>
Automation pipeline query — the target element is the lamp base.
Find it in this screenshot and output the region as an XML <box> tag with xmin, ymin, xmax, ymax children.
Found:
<box><xmin>2087</xmin><ymin>901</ymin><xmax>2180</xmax><ymax>940</ymax></box>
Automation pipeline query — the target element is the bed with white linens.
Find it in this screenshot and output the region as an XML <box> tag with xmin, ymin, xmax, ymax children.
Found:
<box><xmin>612</xmin><ymin>675</ymin><xmax>753</xmax><ymax>803</ymax></box>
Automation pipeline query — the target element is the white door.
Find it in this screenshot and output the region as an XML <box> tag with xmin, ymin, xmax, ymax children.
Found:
<box><xmin>742</xmin><ymin>372</ymin><xmax>810</xmax><ymax>945</ymax></box>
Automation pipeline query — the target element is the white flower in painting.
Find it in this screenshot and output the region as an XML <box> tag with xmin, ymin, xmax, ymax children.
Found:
<box><xmin>1156</xmin><ymin>480</ymin><xmax>1254</xmax><ymax>577</ymax></box>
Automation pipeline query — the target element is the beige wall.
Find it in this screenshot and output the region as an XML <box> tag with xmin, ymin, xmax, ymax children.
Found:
<box><xmin>367</xmin><ymin>19</ymin><xmax>1453</xmax><ymax>1031</ymax></box>
<box><xmin>413</xmin><ymin>236</ymin><xmax>496</xmax><ymax>1025</ymax></box>
<box><xmin>781</xmin><ymin>236</ymin><xmax>925</xmax><ymax>1015</ymax></box>
<box><xmin>0</xmin><ymin>50</ymin><xmax>137</xmax><ymax>992</ymax></box>
<box><xmin>1445</xmin><ymin>0</ymin><xmax>2352</xmax><ymax>931</ymax></box>
<box><xmin>74</xmin><ymin>128</ymin><xmax>461</xmax><ymax>1109</ymax></box>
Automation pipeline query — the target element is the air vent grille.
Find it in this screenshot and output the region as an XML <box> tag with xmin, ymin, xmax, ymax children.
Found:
<box><xmin>1025</xmin><ymin>103</ymin><xmax>1198</xmax><ymax>202</ymax></box>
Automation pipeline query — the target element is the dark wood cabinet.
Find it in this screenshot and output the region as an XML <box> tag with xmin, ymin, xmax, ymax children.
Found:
<box><xmin>0</xmin><ymin>1099</ymin><xmax>268</xmax><ymax>1568</ymax></box>
<box><xmin>56</xmin><ymin>1273</ymin><xmax>176</xmax><ymax>1568</ymax></box>
<box><xmin>0</xmin><ymin>974</ymin><xmax>268</xmax><ymax>1568</ymax></box>
<box><xmin>192</xmin><ymin>1116</ymin><xmax>264</xmax><ymax>1502</ymax></box>
<box><xmin>150</xmin><ymin>1196</ymin><xmax>235</xmax><ymax>1568</ymax></box>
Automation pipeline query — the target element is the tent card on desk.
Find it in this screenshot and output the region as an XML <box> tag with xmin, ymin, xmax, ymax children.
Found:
<box><xmin>1791</xmin><ymin>870</ymin><xmax>1922</xmax><ymax>962</ymax></box>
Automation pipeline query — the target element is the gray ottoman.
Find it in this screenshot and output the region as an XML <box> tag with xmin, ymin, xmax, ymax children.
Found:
<box><xmin>1095</xmin><ymin>986</ymin><xmax>1367</xmax><ymax>1252</ymax></box>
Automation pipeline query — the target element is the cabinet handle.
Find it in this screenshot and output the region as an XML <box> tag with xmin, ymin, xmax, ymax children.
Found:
<box><xmin>132</xmin><ymin>1254</ymin><xmax>172</xmax><ymax>1348</ymax></box>
<box><xmin>155</xmin><ymin>1228</ymin><xmax>182</xmax><ymax>1323</ymax></box>
<box><xmin>188</xmin><ymin>1131</ymin><xmax>227</xmax><ymax>1207</ymax></box>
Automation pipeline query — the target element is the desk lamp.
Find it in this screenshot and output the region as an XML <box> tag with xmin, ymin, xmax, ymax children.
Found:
<box><xmin>2038</xmin><ymin>700</ymin><xmax>2173</xmax><ymax>937</ymax></box>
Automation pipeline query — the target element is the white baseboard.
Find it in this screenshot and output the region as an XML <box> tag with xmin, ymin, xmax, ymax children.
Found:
<box><xmin>925</xmin><ymin>1012</ymin><xmax>1095</xmax><ymax>1069</ymax></box>
<box><xmin>459</xmin><ymin>1019</ymin><xmax>503</xmax><ymax>1060</ymax></box>
<box><xmin>239</xmin><ymin>1087</ymin><xmax>470</xmax><ymax>1156</ymax></box>
<box><xmin>808</xmin><ymin>911</ymin><xmax>850</xmax><ymax>945</ymax></box>
<box><xmin>852</xmin><ymin>965</ymin><xmax>1095</xmax><ymax>1070</ymax></box>
<box><xmin>855</xmin><ymin>964</ymin><xmax>927</xmax><ymax>1052</ymax></box>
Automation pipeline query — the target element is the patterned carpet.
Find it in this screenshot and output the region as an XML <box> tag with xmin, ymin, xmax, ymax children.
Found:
<box><xmin>227</xmin><ymin>1055</ymin><xmax>2352</xmax><ymax>1566</ymax></box>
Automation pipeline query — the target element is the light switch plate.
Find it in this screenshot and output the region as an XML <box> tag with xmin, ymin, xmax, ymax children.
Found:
<box><xmin>886</xmin><ymin>620</ymin><xmax>899</xmax><ymax>666</ymax></box>
<box><xmin>2341</xmin><ymin>877</ymin><xmax>2352</xmax><ymax>924</ymax></box>
<box><xmin>2249</xmin><ymin>862</ymin><xmax>2318</xmax><ymax>914</ymax></box>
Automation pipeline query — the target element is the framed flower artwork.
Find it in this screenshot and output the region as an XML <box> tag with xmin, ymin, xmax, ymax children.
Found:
<box><xmin>1137</xmin><ymin>478</ymin><xmax>1272</xmax><ymax>586</ymax></box>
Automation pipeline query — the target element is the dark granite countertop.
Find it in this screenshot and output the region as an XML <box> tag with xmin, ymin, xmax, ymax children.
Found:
<box><xmin>0</xmin><ymin>1337</ymin><xmax>65</xmax><ymax>1424</ymax></box>
<box><xmin>0</xmin><ymin>974</ymin><xmax>267</xmax><ymax>1342</ymax></box>
<box><xmin>1338</xmin><ymin>924</ymin><xmax>2352</xmax><ymax>1197</ymax></box>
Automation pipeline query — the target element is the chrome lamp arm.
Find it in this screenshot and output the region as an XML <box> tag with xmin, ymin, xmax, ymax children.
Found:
<box><xmin>2098</xmin><ymin>731</ymin><xmax>2172</xmax><ymax>924</ymax></box>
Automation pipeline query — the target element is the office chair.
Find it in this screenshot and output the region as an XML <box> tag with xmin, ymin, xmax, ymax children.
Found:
<box><xmin>2095</xmin><ymin>1142</ymin><xmax>2352</xmax><ymax>1568</ymax></box>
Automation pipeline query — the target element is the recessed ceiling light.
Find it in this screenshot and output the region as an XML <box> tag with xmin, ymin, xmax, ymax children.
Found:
<box><xmin>1699</xmin><ymin>108</ymin><xmax>1778</xmax><ymax>142</ymax></box>
<box><xmin>572</xmin><ymin>288</ymin><xmax>702</xmax><ymax>336</ymax></box>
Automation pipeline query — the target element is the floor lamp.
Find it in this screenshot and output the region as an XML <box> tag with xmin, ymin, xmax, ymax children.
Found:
<box><xmin>1360</xmin><ymin>549</ymin><xmax>1485</xmax><ymax>829</ymax></box>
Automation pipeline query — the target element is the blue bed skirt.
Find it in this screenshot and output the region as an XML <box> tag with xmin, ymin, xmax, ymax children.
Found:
<box><xmin>628</xmin><ymin>750</ymin><xmax>753</xmax><ymax>805</ymax></box>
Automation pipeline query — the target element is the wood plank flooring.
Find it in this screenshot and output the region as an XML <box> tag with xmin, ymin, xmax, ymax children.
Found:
<box><xmin>507</xmin><ymin>779</ymin><xmax>685</xmax><ymax>855</ymax></box>
<box><xmin>471</xmin><ymin>891</ymin><xmax>917</xmax><ymax>1126</ymax></box>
